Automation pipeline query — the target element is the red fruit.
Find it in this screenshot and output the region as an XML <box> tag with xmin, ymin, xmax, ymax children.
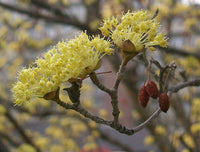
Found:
<box><xmin>138</xmin><ymin>85</ymin><xmax>149</xmax><ymax>107</ymax></box>
<box><xmin>159</xmin><ymin>93</ymin><xmax>170</xmax><ymax>113</ymax></box>
<box><xmin>146</xmin><ymin>80</ymin><xmax>159</xmax><ymax>99</ymax></box>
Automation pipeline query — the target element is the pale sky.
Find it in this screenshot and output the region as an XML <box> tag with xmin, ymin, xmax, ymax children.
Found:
<box><xmin>182</xmin><ymin>0</ymin><xmax>200</xmax><ymax>5</ymax></box>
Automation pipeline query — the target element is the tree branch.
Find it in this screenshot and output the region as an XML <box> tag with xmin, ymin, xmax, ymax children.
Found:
<box><xmin>0</xmin><ymin>2</ymin><xmax>91</xmax><ymax>32</ymax></box>
<box><xmin>169</xmin><ymin>78</ymin><xmax>200</xmax><ymax>93</ymax></box>
<box><xmin>157</xmin><ymin>46</ymin><xmax>200</xmax><ymax>59</ymax></box>
<box><xmin>0</xmin><ymin>132</ymin><xmax>20</xmax><ymax>147</ymax></box>
<box><xmin>53</xmin><ymin>98</ymin><xmax>162</xmax><ymax>135</ymax></box>
<box><xmin>29</xmin><ymin>0</ymin><xmax>75</xmax><ymax>20</ymax></box>
<box><xmin>5</xmin><ymin>111</ymin><xmax>41</xmax><ymax>152</ymax></box>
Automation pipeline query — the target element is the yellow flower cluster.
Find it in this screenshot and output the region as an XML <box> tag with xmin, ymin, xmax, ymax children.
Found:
<box><xmin>99</xmin><ymin>10</ymin><xmax>167</xmax><ymax>52</ymax></box>
<box><xmin>155</xmin><ymin>125</ymin><xmax>167</xmax><ymax>136</ymax></box>
<box><xmin>144</xmin><ymin>135</ymin><xmax>155</xmax><ymax>146</ymax></box>
<box><xmin>182</xmin><ymin>134</ymin><xmax>195</xmax><ymax>148</ymax></box>
<box><xmin>12</xmin><ymin>32</ymin><xmax>113</xmax><ymax>105</ymax></box>
<box><xmin>191</xmin><ymin>98</ymin><xmax>200</xmax><ymax>121</ymax></box>
<box><xmin>17</xmin><ymin>144</ymin><xmax>36</xmax><ymax>152</ymax></box>
<box><xmin>190</xmin><ymin>123</ymin><xmax>200</xmax><ymax>134</ymax></box>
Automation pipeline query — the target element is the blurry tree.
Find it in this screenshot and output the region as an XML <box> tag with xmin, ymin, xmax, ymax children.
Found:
<box><xmin>0</xmin><ymin>0</ymin><xmax>200</xmax><ymax>152</ymax></box>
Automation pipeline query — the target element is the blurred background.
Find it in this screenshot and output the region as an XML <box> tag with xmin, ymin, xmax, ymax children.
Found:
<box><xmin>0</xmin><ymin>0</ymin><xmax>200</xmax><ymax>152</ymax></box>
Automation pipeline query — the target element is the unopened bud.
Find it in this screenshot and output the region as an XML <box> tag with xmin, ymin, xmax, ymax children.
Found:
<box><xmin>121</xmin><ymin>40</ymin><xmax>138</xmax><ymax>65</ymax></box>
<box><xmin>121</xmin><ymin>40</ymin><xmax>136</xmax><ymax>53</ymax></box>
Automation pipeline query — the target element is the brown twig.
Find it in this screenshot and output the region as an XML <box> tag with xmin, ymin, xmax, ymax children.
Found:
<box><xmin>0</xmin><ymin>138</ymin><xmax>10</xmax><ymax>152</ymax></box>
<box><xmin>114</xmin><ymin>62</ymin><xmax>126</xmax><ymax>90</ymax></box>
<box><xmin>30</xmin><ymin>0</ymin><xmax>69</xmax><ymax>17</ymax></box>
<box><xmin>0</xmin><ymin>132</ymin><xmax>20</xmax><ymax>147</ymax></box>
<box><xmin>53</xmin><ymin>99</ymin><xmax>113</xmax><ymax>126</ymax></box>
<box><xmin>156</xmin><ymin>46</ymin><xmax>200</xmax><ymax>59</ymax></box>
<box><xmin>5</xmin><ymin>111</ymin><xmax>41</xmax><ymax>152</ymax></box>
<box><xmin>0</xmin><ymin>2</ymin><xmax>91</xmax><ymax>32</ymax></box>
<box><xmin>99</xmin><ymin>130</ymin><xmax>134</xmax><ymax>152</ymax></box>
<box><xmin>169</xmin><ymin>78</ymin><xmax>200</xmax><ymax>93</ymax></box>
<box><xmin>89</xmin><ymin>72</ymin><xmax>111</xmax><ymax>94</ymax></box>
<box><xmin>53</xmin><ymin>97</ymin><xmax>162</xmax><ymax>135</ymax></box>
<box><xmin>133</xmin><ymin>108</ymin><xmax>161</xmax><ymax>132</ymax></box>
<box><xmin>110</xmin><ymin>61</ymin><xmax>127</xmax><ymax>125</ymax></box>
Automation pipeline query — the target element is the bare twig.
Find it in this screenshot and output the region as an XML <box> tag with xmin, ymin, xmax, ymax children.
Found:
<box><xmin>53</xmin><ymin>97</ymin><xmax>162</xmax><ymax>135</ymax></box>
<box><xmin>53</xmin><ymin>99</ymin><xmax>113</xmax><ymax>126</ymax></box>
<box><xmin>169</xmin><ymin>78</ymin><xmax>200</xmax><ymax>93</ymax></box>
<box><xmin>5</xmin><ymin>111</ymin><xmax>41</xmax><ymax>152</ymax></box>
<box><xmin>0</xmin><ymin>132</ymin><xmax>20</xmax><ymax>147</ymax></box>
<box><xmin>133</xmin><ymin>108</ymin><xmax>161</xmax><ymax>132</ymax></box>
<box><xmin>0</xmin><ymin>2</ymin><xmax>91</xmax><ymax>32</ymax></box>
<box><xmin>99</xmin><ymin>130</ymin><xmax>134</xmax><ymax>152</ymax></box>
<box><xmin>114</xmin><ymin>62</ymin><xmax>126</xmax><ymax>90</ymax></box>
<box><xmin>151</xmin><ymin>8</ymin><xmax>159</xmax><ymax>19</ymax></box>
<box><xmin>157</xmin><ymin>46</ymin><xmax>200</xmax><ymax>59</ymax></box>
<box><xmin>0</xmin><ymin>138</ymin><xmax>10</xmax><ymax>152</ymax></box>
<box><xmin>110</xmin><ymin>61</ymin><xmax>127</xmax><ymax>125</ymax></box>
<box><xmin>30</xmin><ymin>0</ymin><xmax>69</xmax><ymax>17</ymax></box>
<box><xmin>89</xmin><ymin>72</ymin><xmax>111</xmax><ymax>94</ymax></box>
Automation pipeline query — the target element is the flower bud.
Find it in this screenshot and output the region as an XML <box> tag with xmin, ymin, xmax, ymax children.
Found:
<box><xmin>138</xmin><ymin>85</ymin><xmax>149</xmax><ymax>107</ymax></box>
<box><xmin>159</xmin><ymin>93</ymin><xmax>170</xmax><ymax>113</ymax></box>
<box><xmin>121</xmin><ymin>40</ymin><xmax>136</xmax><ymax>53</ymax></box>
<box><xmin>146</xmin><ymin>80</ymin><xmax>159</xmax><ymax>99</ymax></box>
<box><xmin>121</xmin><ymin>40</ymin><xmax>138</xmax><ymax>65</ymax></box>
<box><xmin>43</xmin><ymin>90</ymin><xmax>57</xmax><ymax>100</ymax></box>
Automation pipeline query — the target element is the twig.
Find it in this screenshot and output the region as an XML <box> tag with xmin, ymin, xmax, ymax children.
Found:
<box><xmin>151</xmin><ymin>8</ymin><xmax>159</xmax><ymax>19</ymax></box>
<box><xmin>110</xmin><ymin>88</ymin><xmax>120</xmax><ymax>126</ymax></box>
<box><xmin>133</xmin><ymin>108</ymin><xmax>161</xmax><ymax>132</ymax></box>
<box><xmin>5</xmin><ymin>111</ymin><xmax>41</xmax><ymax>152</ymax></box>
<box><xmin>0</xmin><ymin>138</ymin><xmax>10</xmax><ymax>152</ymax></box>
<box><xmin>69</xmin><ymin>113</ymin><xmax>135</xmax><ymax>152</ymax></box>
<box><xmin>0</xmin><ymin>132</ymin><xmax>20</xmax><ymax>147</ymax></box>
<box><xmin>156</xmin><ymin>46</ymin><xmax>200</xmax><ymax>59</ymax></box>
<box><xmin>54</xmin><ymin>99</ymin><xmax>113</xmax><ymax>126</ymax></box>
<box><xmin>169</xmin><ymin>78</ymin><xmax>200</xmax><ymax>93</ymax></box>
<box><xmin>0</xmin><ymin>2</ymin><xmax>91</xmax><ymax>32</ymax></box>
<box><xmin>89</xmin><ymin>72</ymin><xmax>111</xmax><ymax>94</ymax></box>
<box><xmin>110</xmin><ymin>62</ymin><xmax>127</xmax><ymax>125</ymax></box>
<box><xmin>30</xmin><ymin>0</ymin><xmax>69</xmax><ymax>17</ymax></box>
<box><xmin>99</xmin><ymin>130</ymin><xmax>134</xmax><ymax>152</ymax></box>
<box><xmin>53</xmin><ymin>98</ymin><xmax>162</xmax><ymax>135</ymax></box>
<box><xmin>114</xmin><ymin>62</ymin><xmax>126</xmax><ymax>90</ymax></box>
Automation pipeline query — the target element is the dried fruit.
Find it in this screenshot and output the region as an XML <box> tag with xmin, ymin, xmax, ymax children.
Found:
<box><xmin>146</xmin><ymin>80</ymin><xmax>159</xmax><ymax>99</ymax></box>
<box><xmin>138</xmin><ymin>85</ymin><xmax>149</xmax><ymax>107</ymax></box>
<box><xmin>159</xmin><ymin>93</ymin><xmax>170</xmax><ymax>113</ymax></box>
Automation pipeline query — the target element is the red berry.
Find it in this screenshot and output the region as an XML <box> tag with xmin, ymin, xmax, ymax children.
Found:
<box><xmin>146</xmin><ymin>80</ymin><xmax>159</xmax><ymax>99</ymax></box>
<box><xmin>138</xmin><ymin>85</ymin><xmax>149</xmax><ymax>107</ymax></box>
<box><xmin>159</xmin><ymin>93</ymin><xmax>170</xmax><ymax>113</ymax></box>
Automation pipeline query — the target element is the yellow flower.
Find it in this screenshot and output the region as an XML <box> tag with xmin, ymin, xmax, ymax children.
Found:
<box><xmin>0</xmin><ymin>105</ymin><xmax>6</xmax><ymax>114</ymax></box>
<box><xmin>50</xmin><ymin>145</ymin><xmax>64</xmax><ymax>152</ymax></box>
<box><xmin>190</xmin><ymin>123</ymin><xmax>200</xmax><ymax>134</ymax></box>
<box><xmin>144</xmin><ymin>135</ymin><xmax>155</xmax><ymax>146</ymax></box>
<box><xmin>182</xmin><ymin>149</ymin><xmax>190</xmax><ymax>152</ymax></box>
<box><xmin>182</xmin><ymin>134</ymin><xmax>195</xmax><ymax>148</ymax></box>
<box><xmin>98</xmin><ymin>108</ymin><xmax>108</xmax><ymax>118</ymax></box>
<box><xmin>12</xmin><ymin>32</ymin><xmax>113</xmax><ymax>105</ymax></box>
<box><xmin>17</xmin><ymin>144</ymin><xmax>36</xmax><ymax>152</ymax></box>
<box><xmin>155</xmin><ymin>125</ymin><xmax>167</xmax><ymax>136</ymax></box>
<box><xmin>100</xmin><ymin>10</ymin><xmax>167</xmax><ymax>52</ymax></box>
<box><xmin>131</xmin><ymin>110</ymin><xmax>141</xmax><ymax>120</ymax></box>
<box><xmin>191</xmin><ymin>98</ymin><xmax>200</xmax><ymax>121</ymax></box>
<box><xmin>83</xmin><ymin>142</ymin><xmax>97</xmax><ymax>151</ymax></box>
<box><xmin>170</xmin><ymin>132</ymin><xmax>180</xmax><ymax>148</ymax></box>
